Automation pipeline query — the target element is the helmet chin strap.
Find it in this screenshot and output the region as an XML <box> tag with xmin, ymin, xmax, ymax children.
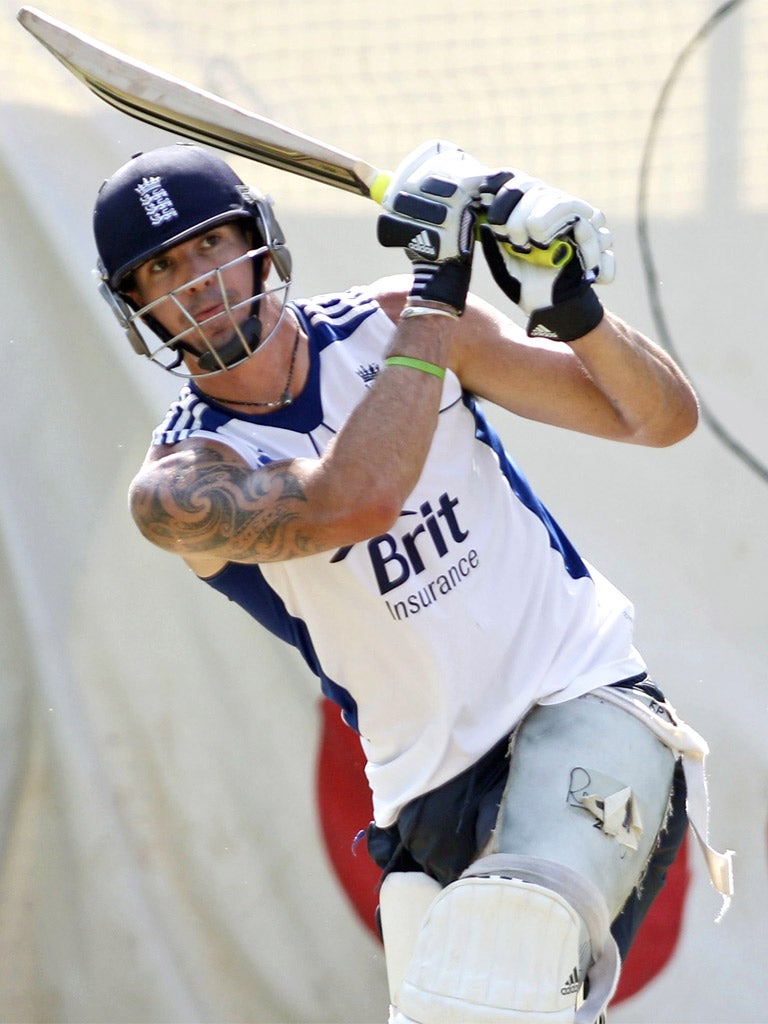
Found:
<box><xmin>196</xmin><ymin>312</ymin><xmax>262</xmax><ymax>372</ymax></box>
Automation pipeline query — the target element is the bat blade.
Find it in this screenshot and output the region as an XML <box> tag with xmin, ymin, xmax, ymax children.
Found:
<box><xmin>17</xmin><ymin>6</ymin><xmax>389</xmax><ymax>200</ymax></box>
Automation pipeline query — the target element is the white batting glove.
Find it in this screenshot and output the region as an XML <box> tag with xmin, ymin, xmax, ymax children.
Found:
<box><xmin>479</xmin><ymin>170</ymin><xmax>613</xmax><ymax>341</ymax></box>
<box><xmin>377</xmin><ymin>140</ymin><xmax>489</xmax><ymax>314</ymax></box>
<box><xmin>480</xmin><ymin>170</ymin><xmax>614</xmax><ymax>282</ymax></box>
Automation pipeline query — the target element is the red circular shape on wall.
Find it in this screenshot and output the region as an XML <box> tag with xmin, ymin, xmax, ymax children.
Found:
<box><xmin>613</xmin><ymin>832</ymin><xmax>690</xmax><ymax>1004</ymax></box>
<box><xmin>316</xmin><ymin>698</ymin><xmax>381</xmax><ymax>930</ymax></box>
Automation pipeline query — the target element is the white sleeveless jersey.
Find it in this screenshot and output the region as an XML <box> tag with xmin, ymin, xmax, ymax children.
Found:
<box><xmin>153</xmin><ymin>286</ymin><xmax>646</xmax><ymax>826</ymax></box>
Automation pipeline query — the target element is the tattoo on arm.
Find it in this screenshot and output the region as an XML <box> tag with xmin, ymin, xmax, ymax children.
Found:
<box><xmin>131</xmin><ymin>446</ymin><xmax>322</xmax><ymax>561</ymax></box>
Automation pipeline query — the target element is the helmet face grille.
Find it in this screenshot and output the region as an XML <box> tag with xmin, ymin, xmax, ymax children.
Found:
<box><xmin>94</xmin><ymin>144</ymin><xmax>264</xmax><ymax>289</ymax></box>
<box><xmin>109</xmin><ymin>243</ymin><xmax>292</xmax><ymax>379</ymax></box>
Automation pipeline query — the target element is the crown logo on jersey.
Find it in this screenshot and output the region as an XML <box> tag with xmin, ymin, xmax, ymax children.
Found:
<box><xmin>135</xmin><ymin>176</ymin><xmax>179</xmax><ymax>228</ymax></box>
<box><xmin>357</xmin><ymin>362</ymin><xmax>380</xmax><ymax>386</ymax></box>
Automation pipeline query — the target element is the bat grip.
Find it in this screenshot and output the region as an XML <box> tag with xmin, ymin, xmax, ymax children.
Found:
<box><xmin>475</xmin><ymin>209</ymin><xmax>573</xmax><ymax>268</ymax></box>
<box><xmin>501</xmin><ymin>236</ymin><xmax>574</xmax><ymax>269</ymax></box>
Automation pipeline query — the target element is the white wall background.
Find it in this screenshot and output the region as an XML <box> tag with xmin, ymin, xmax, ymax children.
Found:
<box><xmin>1</xmin><ymin>1</ymin><xmax>766</xmax><ymax>1021</ymax></box>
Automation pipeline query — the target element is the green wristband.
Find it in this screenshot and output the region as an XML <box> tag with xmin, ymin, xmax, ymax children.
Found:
<box><xmin>385</xmin><ymin>356</ymin><xmax>446</xmax><ymax>380</ymax></box>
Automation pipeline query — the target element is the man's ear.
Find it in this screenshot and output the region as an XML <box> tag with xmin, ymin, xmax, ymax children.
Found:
<box><xmin>117</xmin><ymin>271</ymin><xmax>142</xmax><ymax>309</ymax></box>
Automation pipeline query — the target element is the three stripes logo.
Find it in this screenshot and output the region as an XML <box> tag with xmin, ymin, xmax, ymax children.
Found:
<box><xmin>560</xmin><ymin>966</ymin><xmax>581</xmax><ymax>996</ymax></box>
<box><xmin>529</xmin><ymin>322</ymin><xmax>560</xmax><ymax>341</ymax></box>
<box><xmin>407</xmin><ymin>229</ymin><xmax>438</xmax><ymax>259</ymax></box>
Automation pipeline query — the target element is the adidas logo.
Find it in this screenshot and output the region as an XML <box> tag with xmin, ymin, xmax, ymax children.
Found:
<box><xmin>560</xmin><ymin>966</ymin><xmax>581</xmax><ymax>996</ymax></box>
<box><xmin>407</xmin><ymin>230</ymin><xmax>437</xmax><ymax>259</ymax></box>
<box><xmin>529</xmin><ymin>322</ymin><xmax>560</xmax><ymax>341</ymax></box>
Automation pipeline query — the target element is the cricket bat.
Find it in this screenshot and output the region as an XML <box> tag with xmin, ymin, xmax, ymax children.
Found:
<box><xmin>17</xmin><ymin>6</ymin><xmax>570</xmax><ymax>268</ymax></box>
<box><xmin>17</xmin><ymin>6</ymin><xmax>391</xmax><ymax>201</ymax></box>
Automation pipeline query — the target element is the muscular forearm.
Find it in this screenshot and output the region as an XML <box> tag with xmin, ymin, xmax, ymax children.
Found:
<box><xmin>314</xmin><ymin>313</ymin><xmax>453</xmax><ymax>530</ymax></box>
<box><xmin>568</xmin><ymin>311</ymin><xmax>699</xmax><ymax>446</ymax></box>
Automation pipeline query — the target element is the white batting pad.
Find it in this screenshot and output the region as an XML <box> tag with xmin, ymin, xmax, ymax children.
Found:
<box><xmin>394</xmin><ymin>874</ymin><xmax>589</xmax><ymax>1023</ymax></box>
<box><xmin>379</xmin><ymin>872</ymin><xmax>442</xmax><ymax>1005</ymax></box>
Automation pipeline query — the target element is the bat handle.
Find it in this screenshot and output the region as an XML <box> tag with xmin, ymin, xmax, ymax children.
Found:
<box><xmin>501</xmin><ymin>236</ymin><xmax>574</xmax><ymax>269</ymax></box>
<box><xmin>370</xmin><ymin>171</ymin><xmax>573</xmax><ymax>270</ymax></box>
<box><xmin>474</xmin><ymin>210</ymin><xmax>573</xmax><ymax>269</ymax></box>
<box><xmin>369</xmin><ymin>172</ymin><xmax>391</xmax><ymax>205</ymax></box>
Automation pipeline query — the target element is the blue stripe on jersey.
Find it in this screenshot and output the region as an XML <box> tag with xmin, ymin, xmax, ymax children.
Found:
<box><xmin>203</xmin><ymin>560</ymin><xmax>361</xmax><ymax>732</ymax></box>
<box><xmin>296</xmin><ymin>289</ymin><xmax>381</xmax><ymax>351</ymax></box>
<box><xmin>467</xmin><ymin>395</ymin><xmax>591</xmax><ymax>581</ymax></box>
<box><xmin>154</xmin><ymin>385</ymin><xmax>234</xmax><ymax>444</ymax></box>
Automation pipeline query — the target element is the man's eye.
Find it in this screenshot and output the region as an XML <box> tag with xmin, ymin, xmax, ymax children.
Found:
<box><xmin>149</xmin><ymin>257</ymin><xmax>171</xmax><ymax>275</ymax></box>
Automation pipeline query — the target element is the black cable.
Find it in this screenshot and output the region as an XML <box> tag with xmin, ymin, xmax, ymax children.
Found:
<box><xmin>637</xmin><ymin>0</ymin><xmax>768</xmax><ymax>485</ymax></box>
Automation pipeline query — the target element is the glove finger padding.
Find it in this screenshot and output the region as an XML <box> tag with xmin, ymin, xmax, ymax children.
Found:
<box><xmin>378</xmin><ymin>140</ymin><xmax>489</xmax><ymax>314</ymax></box>
<box><xmin>377</xmin><ymin>180</ymin><xmax>477</xmax><ymax>262</ymax></box>
<box><xmin>572</xmin><ymin>212</ymin><xmax>615</xmax><ymax>284</ymax></box>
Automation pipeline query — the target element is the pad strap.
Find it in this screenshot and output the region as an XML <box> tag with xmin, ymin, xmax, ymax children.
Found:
<box><xmin>594</xmin><ymin>686</ymin><xmax>734</xmax><ymax>919</ymax></box>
